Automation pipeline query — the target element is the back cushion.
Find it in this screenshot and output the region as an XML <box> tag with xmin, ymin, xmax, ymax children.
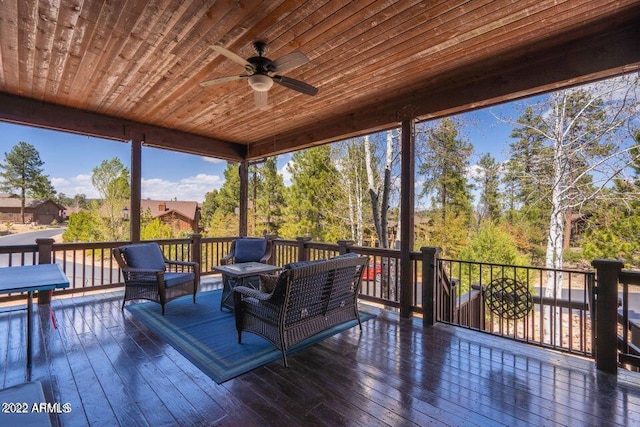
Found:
<box><xmin>234</xmin><ymin>238</ymin><xmax>267</xmax><ymax>263</ymax></box>
<box><xmin>122</xmin><ymin>243</ymin><xmax>166</xmax><ymax>271</ymax></box>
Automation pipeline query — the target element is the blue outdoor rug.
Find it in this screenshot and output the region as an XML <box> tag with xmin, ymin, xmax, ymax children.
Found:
<box><xmin>126</xmin><ymin>290</ymin><xmax>375</xmax><ymax>383</ymax></box>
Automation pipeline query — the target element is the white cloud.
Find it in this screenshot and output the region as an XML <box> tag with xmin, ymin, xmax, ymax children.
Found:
<box><xmin>201</xmin><ymin>156</ymin><xmax>226</xmax><ymax>164</ymax></box>
<box><xmin>142</xmin><ymin>174</ymin><xmax>224</xmax><ymax>202</ymax></box>
<box><xmin>52</xmin><ymin>173</ymin><xmax>224</xmax><ymax>202</ymax></box>
<box><xmin>51</xmin><ymin>174</ymin><xmax>99</xmax><ymax>198</ymax></box>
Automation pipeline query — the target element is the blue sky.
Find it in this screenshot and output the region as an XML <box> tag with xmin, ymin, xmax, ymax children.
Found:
<box><xmin>0</xmin><ymin>122</ymin><xmax>295</xmax><ymax>201</ymax></box>
<box><xmin>0</xmin><ymin>103</ymin><xmax>519</xmax><ymax>203</ymax></box>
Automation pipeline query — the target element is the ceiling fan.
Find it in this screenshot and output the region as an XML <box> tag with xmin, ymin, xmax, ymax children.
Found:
<box><xmin>200</xmin><ymin>41</ymin><xmax>318</xmax><ymax>107</ymax></box>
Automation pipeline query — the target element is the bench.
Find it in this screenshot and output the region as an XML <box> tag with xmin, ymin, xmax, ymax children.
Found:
<box><xmin>233</xmin><ymin>254</ymin><xmax>368</xmax><ymax>367</ymax></box>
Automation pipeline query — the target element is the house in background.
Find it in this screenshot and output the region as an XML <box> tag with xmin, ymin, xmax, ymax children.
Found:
<box><xmin>139</xmin><ymin>199</ymin><xmax>201</xmax><ymax>235</ymax></box>
<box><xmin>0</xmin><ymin>193</ymin><xmax>65</xmax><ymax>225</ymax></box>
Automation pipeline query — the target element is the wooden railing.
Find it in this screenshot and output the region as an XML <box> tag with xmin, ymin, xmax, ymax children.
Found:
<box><xmin>433</xmin><ymin>257</ymin><xmax>595</xmax><ymax>358</ymax></box>
<box><xmin>4</xmin><ymin>236</ymin><xmax>639</xmax><ymax>375</ymax></box>
<box><xmin>618</xmin><ymin>269</ymin><xmax>640</xmax><ymax>370</ymax></box>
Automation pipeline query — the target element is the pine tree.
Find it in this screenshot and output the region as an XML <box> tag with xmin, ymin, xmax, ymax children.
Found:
<box><xmin>280</xmin><ymin>146</ymin><xmax>346</xmax><ymax>241</ymax></box>
<box><xmin>476</xmin><ymin>153</ymin><xmax>501</xmax><ymax>223</ymax></box>
<box><xmin>0</xmin><ymin>141</ymin><xmax>56</xmax><ymax>223</ymax></box>
<box><xmin>417</xmin><ymin>118</ymin><xmax>474</xmax><ymax>255</ymax></box>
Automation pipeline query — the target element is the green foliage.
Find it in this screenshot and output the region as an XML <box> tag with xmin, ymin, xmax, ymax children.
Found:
<box><xmin>459</xmin><ymin>221</ymin><xmax>528</xmax><ymax>266</ymax></box>
<box><xmin>457</xmin><ymin>221</ymin><xmax>530</xmax><ymax>293</ymax></box>
<box><xmin>254</xmin><ymin>157</ymin><xmax>286</xmax><ymax>235</ymax></box>
<box><xmin>62</xmin><ymin>210</ymin><xmax>102</xmax><ymax>242</ymax></box>
<box><xmin>475</xmin><ymin>153</ymin><xmax>501</xmax><ymax>222</ymax></box>
<box><xmin>214</xmin><ymin>164</ymin><xmax>240</xmax><ymax>215</ymax></box>
<box><xmin>280</xmin><ymin>146</ymin><xmax>348</xmax><ymax>241</ymax></box>
<box><xmin>141</xmin><ymin>218</ymin><xmax>174</xmax><ymax>240</ymax></box>
<box><xmin>92</xmin><ymin>158</ymin><xmax>130</xmax><ymax>241</ymax></box>
<box><xmin>417</xmin><ymin>118</ymin><xmax>474</xmax><ymax>217</ymax></box>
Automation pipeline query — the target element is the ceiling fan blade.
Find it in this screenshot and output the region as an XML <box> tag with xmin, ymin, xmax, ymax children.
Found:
<box><xmin>254</xmin><ymin>90</ymin><xmax>268</xmax><ymax>108</ymax></box>
<box><xmin>269</xmin><ymin>51</ymin><xmax>309</xmax><ymax>73</ymax></box>
<box><xmin>273</xmin><ymin>75</ymin><xmax>318</xmax><ymax>96</ymax></box>
<box><xmin>199</xmin><ymin>75</ymin><xmax>246</xmax><ymax>87</ymax></box>
<box><xmin>209</xmin><ymin>45</ymin><xmax>254</xmax><ymax>71</ymax></box>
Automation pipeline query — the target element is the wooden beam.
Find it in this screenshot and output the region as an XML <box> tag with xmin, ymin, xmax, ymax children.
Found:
<box><xmin>0</xmin><ymin>93</ymin><xmax>246</xmax><ymax>161</ymax></box>
<box><xmin>248</xmin><ymin>19</ymin><xmax>640</xmax><ymax>159</ymax></box>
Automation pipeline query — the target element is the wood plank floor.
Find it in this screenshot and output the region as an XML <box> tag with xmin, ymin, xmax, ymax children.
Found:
<box><xmin>2</xmin><ymin>277</ymin><xmax>640</xmax><ymax>426</ymax></box>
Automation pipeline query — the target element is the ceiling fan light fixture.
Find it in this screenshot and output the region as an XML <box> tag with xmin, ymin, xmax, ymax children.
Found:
<box><xmin>248</xmin><ymin>74</ymin><xmax>273</xmax><ymax>92</ymax></box>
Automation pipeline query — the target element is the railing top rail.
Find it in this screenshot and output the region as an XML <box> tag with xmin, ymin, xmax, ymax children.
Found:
<box><xmin>201</xmin><ymin>236</ymin><xmax>235</xmax><ymax>243</ymax></box>
<box><xmin>620</xmin><ymin>270</ymin><xmax>640</xmax><ymax>286</ymax></box>
<box><xmin>349</xmin><ymin>246</ymin><xmax>402</xmax><ymax>257</ymax></box>
<box><xmin>438</xmin><ymin>257</ymin><xmax>594</xmax><ymax>275</ymax></box>
<box><xmin>0</xmin><ymin>244</ymin><xmax>38</xmax><ymax>252</ymax></box>
<box><xmin>305</xmin><ymin>241</ymin><xmax>340</xmax><ymax>250</ymax></box>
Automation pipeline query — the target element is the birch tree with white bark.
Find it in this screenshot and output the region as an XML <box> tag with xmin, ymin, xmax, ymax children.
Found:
<box><xmin>505</xmin><ymin>74</ymin><xmax>639</xmax><ymax>343</ymax></box>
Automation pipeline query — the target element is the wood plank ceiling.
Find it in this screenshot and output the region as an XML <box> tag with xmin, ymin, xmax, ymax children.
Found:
<box><xmin>0</xmin><ymin>0</ymin><xmax>639</xmax><ymax>161</ymax></box>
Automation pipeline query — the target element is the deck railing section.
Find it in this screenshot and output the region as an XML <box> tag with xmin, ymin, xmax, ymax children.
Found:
<box><xmin>617</xmin><ymin>268</ymin><xmax>640</xmax><ymax>370</ymax></box>
<box><xmin>434</xmin><ymin>258</ymin><xmax>595</xmax><ymax>357</ymax></box>
<box><xmin>5</xmin><ymin>235</ymin><xmax>640</xmax><ymax>374</ymax></box>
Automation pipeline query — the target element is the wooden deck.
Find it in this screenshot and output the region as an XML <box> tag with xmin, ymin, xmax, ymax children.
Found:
<box><xmin>2</xmin><ymin>278</ymin><xmax>640</xmax><ymax>426</ymax></box>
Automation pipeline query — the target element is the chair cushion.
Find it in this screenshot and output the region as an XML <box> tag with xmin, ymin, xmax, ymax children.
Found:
<box><xmin>164</xmin><ymin>272</ymin><xmax>195</xmax><ymax>288</ymax></box>
<box><xmin>121</xmin><ymin>243</ymin><xmax>166</xmax><ymax>271</ymax></box>
<box><xmin>234</xmin><ymin>238</ymin><xmax>267</xmax><ymax>263</ymax></box>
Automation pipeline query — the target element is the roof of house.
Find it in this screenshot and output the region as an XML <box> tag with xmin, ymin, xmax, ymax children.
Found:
<box><xmin>0</xmin><ymin>196</ymin><xmax>65</xmax><ymax>210</ymax></box>
<box><xmin>140</xmin><ymin>200</ymin><xmax>199</xmax><ymax>222</ymax></box>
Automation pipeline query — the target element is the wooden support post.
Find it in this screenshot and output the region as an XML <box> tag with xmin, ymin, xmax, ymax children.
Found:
<box><xmin>337</xmin><ymin>240</ymin><xmax>355</xmax><ymax>255</ymax></box>
<box><xmin>130</xmin><ymin>138</ymin><xmax>142</xmax><ymax>243</ymax></box>
<box><xmin>191</xmin><ymin>233</ymin><xmax>202</xmax><ymax>267</ymax></box>
<box><xmin>421</xmin><ymin>246</ymin><xmax>441</xmax><ymax>327</ymax></box>
<box><xmin>297</xmin><ymin>236</ymin><xmax>312</xmax><ymax>262</ymax></box>
<box><xmin>591</xmin><ymin>259</ymin><xmax>624</xmax><ymax>374</ymax></box>
<box><xmin>36</xmin><ymin>238</ymin><xmax>55</xmax><ymax>304</ymax></box>
<box><xmin>239</xmin><ymin>161</ymin><xmax>249</xmax><ymax>237</ymax></box>
<box><xmin>399</xmin><ymin>115</ymin><xmax>415</xmax><ymax>319</ymax></box>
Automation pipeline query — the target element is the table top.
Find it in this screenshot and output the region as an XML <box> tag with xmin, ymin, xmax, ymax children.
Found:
<box><xmin>212</xmin><ymin>262</ymin><xmax>281</xmax><ymax>278</ymax></box>
<box><xmin>0</xmin><ymin>381</ymin><xmax>52</xmax><ymax>426</ymax></box>
<box><xmin>0</xmin><ymin>264</ymin><xmax>70</xmax><ymax>294</ymax></box>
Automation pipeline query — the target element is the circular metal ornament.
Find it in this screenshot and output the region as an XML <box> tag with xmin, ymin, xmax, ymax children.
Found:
<box><xmin>483</xmin><ymin>278</ymin><xmax>532</xmax><ymax>320</ymax></box>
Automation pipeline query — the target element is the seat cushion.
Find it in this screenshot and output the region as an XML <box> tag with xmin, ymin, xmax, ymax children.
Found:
<box><xmin>164</xmin><ymin>272</ymin><xmax>195</xmax><ymax>288</ymax></box>
<box><xmin>121</xmin><ymin>243</ymin><xmax>166</xmax><ymax>271</ymax></box>
<box><xmin>234</xmin><ymin>238</ymin><xmax>267</xmax><ymax>263</ymax></box>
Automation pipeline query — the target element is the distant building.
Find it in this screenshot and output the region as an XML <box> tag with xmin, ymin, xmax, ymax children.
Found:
<box><xmin>139</xmin><ymin>200</ymin><xmax>201</xmax><ymax>235</ymax></box>
<box><xmin>0</xmin><ymin>194</ymin><xmax>65</xmax><ymax>224</ymax></box>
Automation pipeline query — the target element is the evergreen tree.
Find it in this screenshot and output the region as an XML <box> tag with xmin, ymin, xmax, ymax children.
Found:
<box><xmin>280</xmin><ymin>146</ymin><xmax>346</xmax><ymax>241</ymax></box>
<box><xmin>255</xmin><ymin>157</ymin><xmax>285</xmax><ymax>235</ymax></box>
<box><xmin>417</xmin><ymin>118</ymin><xmax>473</xmax><ymax>255</ymax></box>
<box><xmin>0</xmin><ymin>141</ymin><xmax>56</xmax><ymax>223</ymax></box>
<box><xmin>582</xmin><ymin>132</ymin><xmax>640</xmax><ymax>267</ymax></box>
<box><xmin>476</xmin><ymin>153</ymin><xmax>502</xmax><ymax>223</ymax></box>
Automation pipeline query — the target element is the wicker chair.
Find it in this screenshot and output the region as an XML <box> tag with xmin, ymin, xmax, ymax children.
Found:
<box><xmin>220</xmin><ymin>237</ymin><xmax>273</xmax><ymax>265</ymax></box>
<box><xmin>113</xmin><ymin>242</ymin><xmax>199</xmax><ymax>315</ymax></box>
<box><xmin>233</xmin><ymin>254</ymin><xmax>368</xmax><ymax>367</ymax></box>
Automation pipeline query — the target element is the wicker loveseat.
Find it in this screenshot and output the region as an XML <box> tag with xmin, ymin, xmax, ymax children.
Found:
<box><xmin>232</xmin><ymin>254</ymin><xmax>368</xmax><ymax>367</ymax></box>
